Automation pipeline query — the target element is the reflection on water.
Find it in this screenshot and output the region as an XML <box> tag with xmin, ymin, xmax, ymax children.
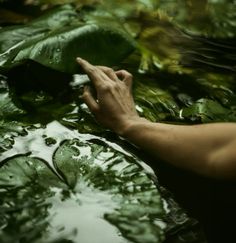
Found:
<box><xmin>0</xmin><ymin>121</ymin><xmax>134</xmax><ymax>170</ymax></box>
<box><xmin>45</xmin><ymin>186</ymin><xmax>127</xmax><ymax>243</ymax></box>
<box><xmin>0</xmin><ymin>121</ymin><xmax>166</xmax><ymax>243</ymax></box>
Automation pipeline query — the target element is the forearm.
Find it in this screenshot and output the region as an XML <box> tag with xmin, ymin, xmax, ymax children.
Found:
<box><xmin>121</xmin><ymin>118</ymin><xmax>236</xmax><ymax>179</ymax></box>
<box><xmin>77</xmin><ymin>59</ymin><xmax>236</xmax><ymax>180</ymax></box>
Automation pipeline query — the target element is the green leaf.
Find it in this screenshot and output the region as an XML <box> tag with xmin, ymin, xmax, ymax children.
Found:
<box><xmin>54</xmin><ymin>138</ymin><xmax>166</xmax><ymax>243</ymax></box>
<box><xmin>0</xmin><ymin>120</ymin><xmax>26</xmax><ymax>152</ymax></box>
<box><xmin>13</xmin><ymin>23</ymin><xmax>136</xmax><ymax>73</ymax></box>
<box><xmin>0</xmin><ymin>4</ymin><xmax>78</xmax><ymax>71</ymax></box>
<box><xmin>0</xmin><ymin>5</ymin><xmax>77</xmax><ymax>54</ymax></box>
<box><xmin>0</xmin><ymin>92</ymin><xmax>25</xmax><ymax>118</ymax></box>
<box><xmin>0</xmin><ymin>5</ymin><xmax>135</xmax><ymax>73</ymax></box>
<box><xmin>0</xmin><ymin>2</ymin><xmax>226</xmax><ymax>242</ymax></box>
<box><xmin>134</xmin><ymin>79</ymin><xmax>179</xmax><ymax>122</ymax></box>
<box><xmin>0</xmin><ymin>120</ymin><xmax>206</xmax><ymax>243</ymax></box>
<box><xmin>0</xmin><ymin>75</ymin><xmax>26</xmax><ymax>152</ymax></box>
<box><xmin>181</xmin><ymin>98</ymin><xmax>236</xmax><ymax>123</ymax></box>
<box><xmin>0</xmin><ymin>122</ymin><xmax>166</xmax><ymax>243</ymax></box>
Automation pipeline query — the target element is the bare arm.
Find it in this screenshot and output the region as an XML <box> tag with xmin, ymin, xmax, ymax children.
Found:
<box><xmin>122</xmin><ymin>120</ymin><xmax>236</xmax><ymax>180</ymax></box>
<box><xmin>76</xmin><ymin>57</ymin><xmax>236</xmax><ymax>180</ymax></box>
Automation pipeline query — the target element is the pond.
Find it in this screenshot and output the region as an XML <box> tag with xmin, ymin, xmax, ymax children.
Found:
<box><xmin>0</xmin><ymin>1</ymin><xmax>236</xmax><ymax>243</ymax></box>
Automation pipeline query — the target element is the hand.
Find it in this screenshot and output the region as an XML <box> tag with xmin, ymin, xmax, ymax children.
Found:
<box><xmin>76</xmin><ymin>57</ymin><xmax>140</xmax><ymax>135</ymax></box>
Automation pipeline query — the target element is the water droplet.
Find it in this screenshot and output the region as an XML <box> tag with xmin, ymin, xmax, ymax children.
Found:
<box><xmin>45</xmin><ymin>137</ymin><xmax>57</xmax><ymax>146</ymax></box>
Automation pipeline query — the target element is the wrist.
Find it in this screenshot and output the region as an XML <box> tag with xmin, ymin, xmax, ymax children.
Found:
<box><xmin>115</xmin><ymin>116</ymin><xmax>149</xmax><ymax>137</ymax></box>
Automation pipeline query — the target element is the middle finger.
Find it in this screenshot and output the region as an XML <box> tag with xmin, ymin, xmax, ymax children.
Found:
<box><xmin>96</xmin><ymin>66</ymin><xmax>119</xmax><ymax>82</ymax></box>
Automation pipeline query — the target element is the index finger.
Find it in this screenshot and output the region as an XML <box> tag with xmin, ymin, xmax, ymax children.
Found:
<box><xmin>76</xmin><ymin>57</ymin><xmax>108</xmax><ymax>87</ymax></box>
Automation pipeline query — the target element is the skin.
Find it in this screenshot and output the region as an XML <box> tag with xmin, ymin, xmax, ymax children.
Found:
<box><xmin>76</xmin><ymin>57</ymin><xmax>236</xmax><ymax>180</ymax></box>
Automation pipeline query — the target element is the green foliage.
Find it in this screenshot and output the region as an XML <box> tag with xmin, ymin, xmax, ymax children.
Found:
<box><xmin>0</xmin><ymin>132</ymin><xmax>166</xmax><ymax>243</ymax></box>
<box><xmin>0</xmin><ymin>4</ymin><xmax>135</xmax><ymax>73</ymax></box>
<box><xmin>13</xmin><ymin>23</ymin><xmax>135</xmax><ymax>73</ymax></box>
<box><xmin>0</xmin><ymin>75</ymin><xmax>26</xmax><ymax>152</ymax></box>
<box><xmin>0</xmin><ymin>5</ymin><xmax>77</xmax><ymax>52</ymax></box>
<box><xmin>0</xmin><ymin>1</ymin><xmax>236</xmax><ymax>242</ymax></box>
<box><xmin>182</xmin><ymin>98</ymin><xmax>236</xmax><ymax>123</ymax></box>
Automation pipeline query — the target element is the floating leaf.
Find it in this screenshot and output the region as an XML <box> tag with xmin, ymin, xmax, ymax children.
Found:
<box><xmin>134</xmin><ymin>79</ymin><xmax>179</xmax><ymax>122</ymax></box>
<box><xmin>0</xmin><ymin>121</ymin><xmax>166</xmax><ymax>243</ymax></box>
<box><xmin>0</xmin><ymin>121</ymin><xmax>207</xmax><ymax>242</ymax></box>
<box><xmin>181</xmin><ymin>98</ymin><xmax>236</xmax><ymax>122</ymax></box>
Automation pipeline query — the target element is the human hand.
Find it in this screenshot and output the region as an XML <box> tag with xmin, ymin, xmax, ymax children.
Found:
<box><xmin>76</xmin><ymin>57</ymin><xmax>140</xmax><ymax>135</ymax></box>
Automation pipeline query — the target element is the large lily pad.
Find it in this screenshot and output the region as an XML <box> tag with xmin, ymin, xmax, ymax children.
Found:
<box><xmin>0</xmin><ymin>120</ymin><xmax>208</xmax><ymax>243</ymax></box>
<box><xmin>0</xmin><ymin>121</ymin><xmax>166</xmax><ymax>243</ymax></box>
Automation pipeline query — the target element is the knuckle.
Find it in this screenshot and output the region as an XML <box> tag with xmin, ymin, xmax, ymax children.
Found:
<box><xmin>114</xmin><ymin>83</ymin><xmax>120</xmax><ymax>91</ymax></box>
<box><xmin>107</xmin><ymin>68</ymin><xmax>113</xmax><ymax>73</ymax></box>
<box><xmin>120</xmin><ymin>70</ymin><xmax>133</xmax><ymax>79</ymax></box>
<box><xmin>100</xmin><ymin>84</ymin><xmax>111</xmax><ymax>92</ymax></box>
<box><xmin>126</xmin><ymin>72</ymin><xmax>133</xmax><ymax>79</ymax></box>
<box><xmin>100</xmin><ymin>83</ymin><xmax>118</xmax><ymax>93</ymax></box>
<box><xmin>82</xmin><ymin>91</ymin><xmax>89</xmax><ymax>99</ymax></box>
<box><xmin>97</xmin><ymin>66</ymin><xmax>114</xmax><ymax>74</ymax></box>
<box><xmin>87</xmin><ymin>66</ymin><xmax>96</xmax><ymax>73</ymax></box>
<box><xmin>118</xmin><ymin>69</ymin><xmax>126</xmax><ymax>75</ymax></box>
<box><xmin>107</xmin><ymin>68</ymin><xmax>115</xmax><ymax>76</ymax></box>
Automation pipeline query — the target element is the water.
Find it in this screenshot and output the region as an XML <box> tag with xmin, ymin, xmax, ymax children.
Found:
<box><xmin>0</xmin><ymin>120</ymin><xmax>165</xmax><ymax>243</ymax></box>
<box><xmin>43</xmin><ymin>186</ymin><xmax>128</xmax><ymax>243</ymax></box>
<box><xmin>1</xmin><ymin>1</ymin><xmax>236</xmax><ymax>242</ymax></box>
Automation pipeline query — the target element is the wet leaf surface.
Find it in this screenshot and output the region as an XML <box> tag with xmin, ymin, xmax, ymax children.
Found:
<box><xmin>0</xmin><ymin>4</ymin><xmax>135</xmax><ymax>73</ymax></box>
<box><xmin>0</xmin><ymin>121</ymin><xmax>166</xmax><ymax>243</ymax></box>
<box><xmin>1</xmin><ymin>1</ymin><xmax>236</xmax><ymax>242</ymax></box>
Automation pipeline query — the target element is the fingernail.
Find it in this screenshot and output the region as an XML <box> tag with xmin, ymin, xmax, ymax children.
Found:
<box><xmin>76</xmin><ymin>57</ymin><xmax>83</xmax><ymax>63</ymax></box>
